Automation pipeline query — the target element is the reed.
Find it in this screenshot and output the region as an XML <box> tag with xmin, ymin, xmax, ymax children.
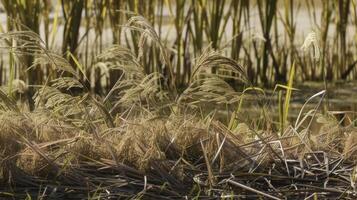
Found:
<box><xmin>61</xmin><ymin>0</ymin><xmax>84</xmax><ymax>57</ymax></box>
<box><xmin>0</xmin><ymin>2</ymin><xmax>356</xmax><ymax>198</ymax></box>
<box><xmin>336</xmin><ymin>0</ymin><xmax>350</xmax><ymax>79</ymax></box>
<box><xmin>107</xmin><ymin>0</ymin><xmax>125</xmax><ymax>89</ymax></box>
<box><xmin>319</xmin><ymin>0</ymin><xmax>333</xmax><ymax>81</ymax></box>
<box><xmin>0</xmin><ymin>0</ymin><xmax>356</xmax><ymax>90</ymax></box>
<box><xmin>257</xmin><ymin>0</ymin><xmax>278</xmax><ymax>85</ymax></box>
<box><xmin>0</xmin><ymin>26</ymin><xmax>355</xmax><ymax>199</ymax></box>
<box><xmin>1</xmin><ymin>0</ymin><xmax>42</xmax><ymax>110</ymax></box>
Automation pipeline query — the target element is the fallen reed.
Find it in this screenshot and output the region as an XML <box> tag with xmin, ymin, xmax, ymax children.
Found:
<box><xmin>0</xmin><ymin>0</ymin><xmax>356</xmax><ymax>93</ymax></box>
<box><xmin>0</xmin><ymin>1</ymin><xmax>356</xmax><ymax>199</ymax></box>
<box><xmin>0</xmin><ymin>13</ymin><xmax>356</xmax><ymax>198</ymax></box>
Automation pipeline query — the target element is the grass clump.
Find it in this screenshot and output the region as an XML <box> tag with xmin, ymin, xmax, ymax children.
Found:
<box><xmin>0</xmin><ymin>12</ymin><xmax>356</xmax><ymax>200</ymax></box>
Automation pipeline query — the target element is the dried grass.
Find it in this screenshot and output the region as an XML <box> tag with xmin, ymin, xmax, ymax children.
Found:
<box><xmin>0</xmin><ymin>106</ymin><xmax>355</xmax><ymax>199</ymax></box>
<box><xmin>0</xmin><ymin>24</ymin><xmax>356</xmax><ymax>199</ymax></box>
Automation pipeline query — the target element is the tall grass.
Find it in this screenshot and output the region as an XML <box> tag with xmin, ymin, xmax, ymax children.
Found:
<box><xmin>0</xmin><ymin>22</ymin><xmax>355</xmax><ymax>199</ymax></box>
<box><xmin>0</xmin><ymin>0</ymin><xmax>356</xmax><ymax>100</ymax></box>
<box><xmin>0</xmin><ymin>0</ymin><xmax>356</xmax><ymax>92</ymax></box>
<box><xmin>61</xmin><ymin>0</ymin><xmax>84</xmax><ymax>62</ymax></box>
<box><xmin>257</xmin><ymin>0</ymin><xmax>277</xmax><ymax>85</ymax></box>
<box><xmin>0</xmin><ymin>1</ymin><xmax>356</xmax><ymax>198</ymax></box>
<box><xmin>1</xmin><ymin>0</ymin><xmax>43</xmax><ymax>110</ymax></box>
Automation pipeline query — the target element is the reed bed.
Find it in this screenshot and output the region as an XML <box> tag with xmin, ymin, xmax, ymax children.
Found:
<box><xmin>0</xmin><ymin>0</ymin><xmax>356</xmax><ymax>199</ymax></box>
<box><xmin>0</xmin><ymin>0</ymin><xmax>357</xmax><ymax>93</ymax></box>
<box><xmin>0</xmin><ymin>23</ymin><xmax>355</xmax><ymax>199</ymax></box>
<box><xmin>0</xmin><ymin>101</ymin><xmax>356</xmax><ymax>199</ymax></box>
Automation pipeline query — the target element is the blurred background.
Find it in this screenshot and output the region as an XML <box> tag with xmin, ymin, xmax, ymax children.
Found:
<box><xmin>0</xmin><ymin>0</ymin><xmax>356</xmax><ymax>114</ymax></box>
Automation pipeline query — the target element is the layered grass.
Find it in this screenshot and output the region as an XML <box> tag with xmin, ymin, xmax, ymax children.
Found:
<box><xmin>0</xmin><ymin>108</ymin><xmax>355</xmax><ymax>199</ymax></box>
<box><xmin>0</xmin><ymin>0</ymin><xmax>357</xmax><ymax>96</ymax></box>
<box><xmin>0</xmin><ymin>15</ymin><xmax>356</xmax><ymax>199</ymax></box>
<box><xmin>0</xmin><ymin>0</ymin><xmax>356</xmax><ymax>199</ymax></box>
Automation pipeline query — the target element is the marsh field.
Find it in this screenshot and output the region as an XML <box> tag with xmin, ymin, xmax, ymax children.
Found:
<box><xmin>0</xmin><ymin>0</ymin><xmax>357</xmax><ymax>199</ymax></box>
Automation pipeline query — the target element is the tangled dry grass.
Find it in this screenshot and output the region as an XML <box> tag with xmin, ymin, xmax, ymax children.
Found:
<box><xmin>0</xmin><ymin>108</ymin><xmax>356</xmax><ymax>199</ymax></box>
<box><xmin>0</xmin><ymin>16</ymin><xmax>356</xmax><ymax>200</ymax></box>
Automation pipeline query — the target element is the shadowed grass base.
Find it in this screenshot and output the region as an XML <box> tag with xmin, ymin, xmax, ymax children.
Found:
<box><xmin>0</xmin><ymin>111</ymin><xmax>356</xmax><ymax>199</ymax></box>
